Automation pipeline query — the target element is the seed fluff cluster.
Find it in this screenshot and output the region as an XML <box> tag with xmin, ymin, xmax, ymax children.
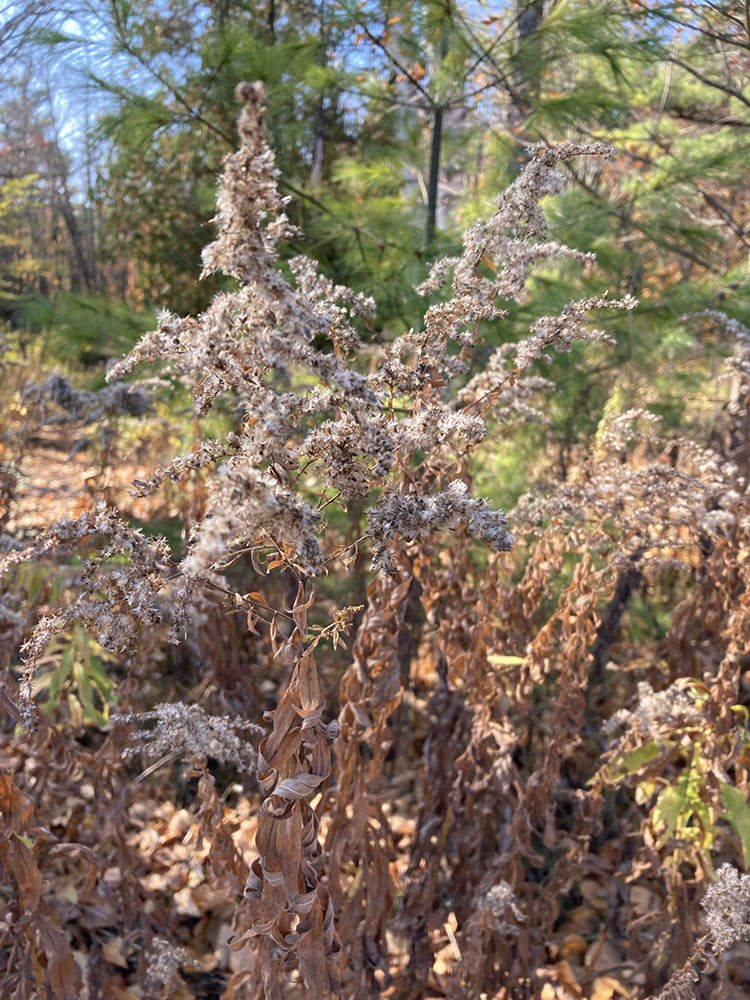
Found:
<box><xmin>0</xmin><ymin>505</ymin><xmax>171</xmax><ymax>703</ymax></box>
<box><xmin>603</xmin><ymin>680</ymin><xmax>703</xmax><ymax>744</ymax></box>
<box><xmin>512</xmin><ymin>409</ymin><xmax>743</xmax><ymax>572</ymax></box>
<box><xmin>701</xmin><ymin>863</ymin><xmax>750</xmax><ymax>953</ymax></box>
<box><xmin>115</xmin><ymin>702</ymin><xmax>263</xmax><ymax>772</ymax></box>
<box><xmin>477</xmin><ymin>880</ymin><xmax>526</xmax><ymax>937</ymax></box>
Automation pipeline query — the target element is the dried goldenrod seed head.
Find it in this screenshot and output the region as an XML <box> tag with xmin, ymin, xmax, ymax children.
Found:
<box><xmin>234</xmin><ymin>79</ymin><xmax>266</xmax><ymax>105</ymax></box>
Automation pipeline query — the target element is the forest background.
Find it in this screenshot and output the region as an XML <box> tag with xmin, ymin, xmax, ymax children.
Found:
<box><xmin>4</xmin><ymin>0</ymin><xmax>750</xmax><ymax>475</ymax></box>
<box><xmin>1</xmin><ymin>2</ymin><xmax>750</xmax><ymax>1000</ymax></box>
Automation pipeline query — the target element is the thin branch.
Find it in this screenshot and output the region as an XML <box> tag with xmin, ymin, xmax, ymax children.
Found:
<box><xmin>671</xmin><ymin>56</ymin><xmax>750</xmax><ymax>111</ymax></box>
<box><xmin>564</xmin><ymin>162</ymin><xmax>720</xmax><ymax>274</ymax></box>
<box><xmin>356</xmin><ymin>21</ymin><xmax>433</xmax><ymax>104</ymax></box>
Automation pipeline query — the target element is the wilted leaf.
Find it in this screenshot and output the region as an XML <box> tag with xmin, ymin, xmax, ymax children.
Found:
<box><xmin>102</xmin><ymin>937</ymin><xmax>130</xmax><ymax>969</ymax></box>
<box><xmin>36</xmin><ymin>911</ymin><xmax>82</xmax><ymax>999</ymax></box>
<box><xmin>10</xmin><ymin>834</ymin><xmax>42</xmax><ymax>913</ymax></box>
<box><xmin>592</xmin><ymin>974</ymin><xmax>631</xmax><ymax>999</ymax></box>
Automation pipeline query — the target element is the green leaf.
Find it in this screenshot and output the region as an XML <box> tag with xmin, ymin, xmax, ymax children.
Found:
<box><xmin>87</xmin><ymin>657</ymin><xmax>112</xmax><ymax>699</ymax></box>
<box><xmin>49</xmin><ymin>644</ymin><xmax>75</xmax><ymax>705</ymax></box>
<box><xmin>720</xmin><ymin>783</ymin><xmax>750</xmax><ymax>867</ymax></box>
<box><xmin>75</xmin><ymin>626</ymin><xmax>91</xmax><ymax>666</ymax></box>
<box><xmin>614</xmin><ymin>740</ymin><xmax>663</xmax><ymax>776</ymax></box>
<box><xmin>653</xmin><ymin>775</ymin><xmax>690</xmax><ymax>846</ymax></box>
<box><xmin>72</xmin><ymin>661</ymin><xmax>108</xmax><ymax>728</ymax></box>
<box><xmin>691</xmin><ymin>796</ymin><xmax>713</xmax><ymax>851</ymax></box>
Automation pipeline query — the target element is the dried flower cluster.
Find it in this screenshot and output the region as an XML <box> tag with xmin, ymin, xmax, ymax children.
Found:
<box><xmin>130</xmin><ymin>434</ymin><xmax>241</xmax><ymax>497</ymax></box>
<box><xmin>368</xmin><ymin>479</ymin><xmax>513</xmax><ymax>573</ymax></box>
<box><xmin>477</xmin><ymin>880</ymin><xmax>525</xmax><ymax>936</ymax></box>
<box><xmin>0</xmin><ymin>505</ymin><xmax>171</xmax><ymax>702</ymax></box>
<box><xmin>417</xmin><ymin>142</ymin><xmax>609</xmax><ymax>304</ymax></box>
<box><xmin>115</xmin><ymin>702</ymin><xmax>263</xmax><ymax>771</ymax></box>
<box><xmin>701</xmin><ymin>863</ymin><xmax>750</xmax><ymax>953</ymax></box>
<box><xmin>23</xmin><ymin>373</ymin><xmax>152</xmax><ymax>424</ymax></box>
<box><xmin>96</xmin><ymin>83</ymin><xmax>633</xmax><ymax>598</ymax></box>
<box><xmin>604</xmin><ymin>680</ymin><xmax>703</xmax><ymax>743</ymax></box>
<box><xmin>513</xmin><ymin>293</ymin><xmax>634</xmax><ymax>371</ymax></box>
<box><xmin>145</xmin><ymin>936</ymin><xmax>192</xmax><ymax>995</ymax></box>
<box><xmin>651</xmin><ymin>866</ymin><xmax>750</xmax><ymax>1000</ymax></box>
<box><xmin>512</xmin><ymin>408</ymin><xmax>742</xmax><ymax>571</ymax></box>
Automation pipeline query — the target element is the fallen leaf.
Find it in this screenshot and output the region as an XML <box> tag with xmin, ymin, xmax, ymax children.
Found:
<box><xmin>101</xmin><ymin>938</ymin><xmax>129</xmax><ymax>969</ymax></box>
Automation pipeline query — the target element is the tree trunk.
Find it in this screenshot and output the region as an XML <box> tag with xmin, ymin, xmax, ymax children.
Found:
<box><xmin>585</xmin><ymin>552</ymin><xmax>644</xmax><ymax>725</ymax></box>
<box><xmin>310</xmin><ymin>100</ymin><xmax>326</xmax><ymax>190</ymax></box>
<box><xmin>425</xmin><ymin>104</ymin><xmax>444</xmax><ymax>246</ymax></box>
<box><xmin>426</xmin><ymin>30</ymin><xmax>449</xmax><ymax>246</ymax></box>
<box><xmin>514</xmin><ymin>0</ymin><xmax>545</xmax><ymax>117</ymax></box>
<box><xmin>511</xmin><ymin>0</ymin><xmax>545</xmax><ymax>169</ymax></box>
<box><xmin>310</xmin><ymin>0</ymin><xmax>328</xmax><ymax>190</ymax></box>
<box><xmin>58</xmin><ymin>191</ymin><xmax>95</xmax><ymax>292</ymax></box>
